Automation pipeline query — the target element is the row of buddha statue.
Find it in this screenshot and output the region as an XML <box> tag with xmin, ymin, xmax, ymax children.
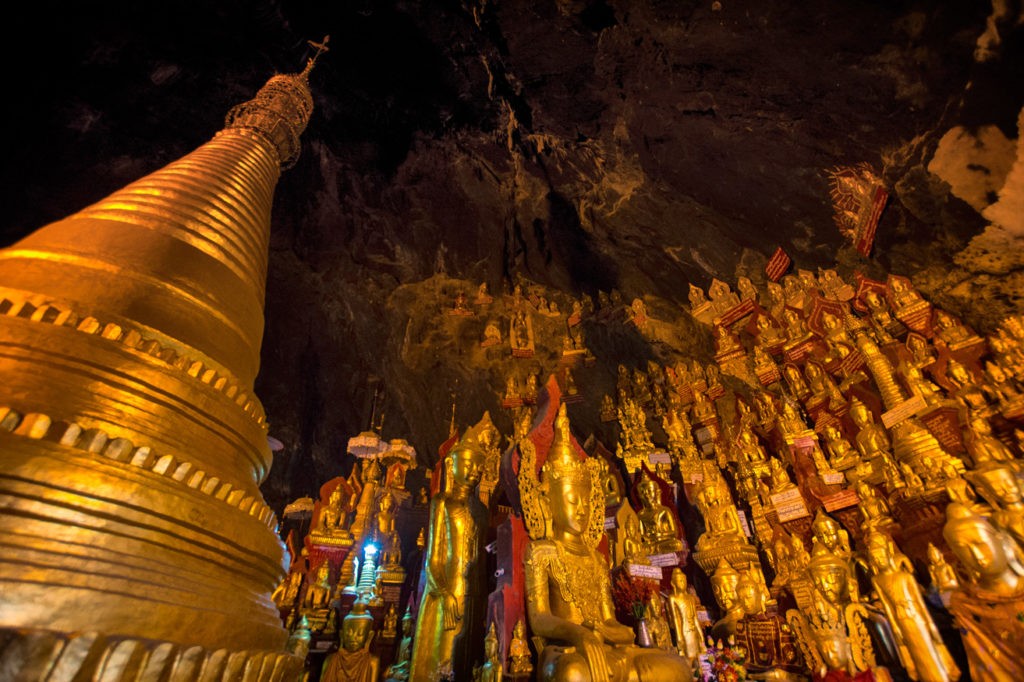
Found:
<box><xmin>274</xmin><ymin>265</ymin><xmax>1023</xmax><ymax>682</ymax></box>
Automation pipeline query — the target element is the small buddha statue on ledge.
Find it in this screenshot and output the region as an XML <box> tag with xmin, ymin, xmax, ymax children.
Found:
<box><xmin>519</xmin><ymin>403</ymin><xmax>691</xmax><ymax>682</ymax></box>
<box><xmin>474</xmin><ymin>622</ymin><xmax>503</xmax><ymax>682</ymax></box>
<box><xmin>508</xmin><ymin>617</ymin><xmax>533</xmax><ymax>678</ymax></box>
<box><xmin>635</xmin><ymin>470</ymin><xmax>683</xmax><ymax>554</ymax></box>
<box><xmin>321</xmin><ymin>600</ymin><xmax>380</xmax><ymax>682</ymax></box>
<box><xmin>384</xmin><ymin>608</ymin><xmax>414</xmax><ymax>681</ymax></box>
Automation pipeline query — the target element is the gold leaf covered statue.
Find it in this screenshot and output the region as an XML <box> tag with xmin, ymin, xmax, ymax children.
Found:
<box><xmin>667</xmin><ymin>569</ymin><xmax>705</xmax><ymax>663</ymax></box>
<box><xmin>384</xmin><ymin>608</ymin><xmax>415</xmax><ymax>682</ymax></box>
<box><xmin>410</xmin><ymin>416</ymin><xmax>490</xmax><ymax>681</ymax></box>
<box><xmin>321</xmin><ymin>600</ymin><xmax>380</xmax><ymax>682</ymax></box>
<box><xmin>635</xmin><ymin>469</ymin><xmax>684</xmax><ymax>554</ymax></box>
<box><xmin>509</xmin><ymin>617</ymin><xmax>534</xmax><ymax>677</ymax></box>
<box><xmin>864</xmin><ymin>530</ymin><xmax>959</xmax><ymax>681</ymax></box>
<box><xmin>942</xmin><ymin>502</ymin><xmax>1024</xmax><ymax>680</ymax></box>
<box><xmin>519</xmin><ymin>403</ymin><xmax>690</xmax><ymax>681</ymax></box>
<box><xmin>474</xmin><ymin>622</ymin><xmax>503</xmax><ymax>682</ymax></box>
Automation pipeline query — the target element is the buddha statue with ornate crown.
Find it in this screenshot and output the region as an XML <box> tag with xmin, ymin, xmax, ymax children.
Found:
<box><xmin>519</xmin><ymin>403</ymin><xmax>690</xmax><ymax>682</ymax></box>
<box><xmin>634</xmin><ymin>469</ymin><xmax>683</xmax><ymax>554</ymax></box>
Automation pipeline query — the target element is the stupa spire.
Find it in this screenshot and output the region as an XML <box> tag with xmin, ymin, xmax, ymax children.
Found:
<box><xmin>0</xmin><ymin>46</ymin><xmax>323</xmax><ymax>680</ymax></box>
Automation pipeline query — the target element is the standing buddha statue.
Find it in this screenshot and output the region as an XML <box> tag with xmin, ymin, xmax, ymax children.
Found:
<box><xmin>864</xmin><ymin>530</ymin><xmax>959</xmax><ymax>682</ymax></box>
<box><xmin>410</xmin><ymin>418</ymin><xmax>489</xmax><ymax>681</ymax></box>
<box><xmin>518</xmin><ymin>403</ymin><xmax>690</xmax><ymax>681</ymax></box>
<box><xmin>667</xmin><ymin>568</ymin><xmax>705</xmax><ymax>664</ymax></box>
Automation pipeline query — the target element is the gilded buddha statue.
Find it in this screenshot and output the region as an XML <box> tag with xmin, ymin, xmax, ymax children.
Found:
<box><xmin>384</xmin><ymin>608</ymin><xmax>415</xmax><ymax>681</ymax></box>
<box><xmin>410</xmin><ymin>418</ymin><xmax>489</xmax><ymax>681</ymax></box>
<box><xmin>321</xmin><ymin>600</ymin><xmax>380</xmax><ymax>682</ymax></box>
<box><xmin>635</xmin><ymin>470</ymin><xmax>683</xmax><ymax>554</ymax></box>
<box><xmin>694</xmin><ymin>473</ymin><xmax>748</xmax><ymax>553</ymax></box>
<box><xmin>509</xmin><ymin>617</ymin><xmax>534</xmax><ymax>677</ymax></box>
<box><xmin>519</xmin><ymin>403</ymin><xmax>690</xmax><ymax>681</ymax></box>
<box><xmin>667</xmin><ymin>569</ymin><xmax>705</xmax><ymax>663</ymax></box>
<box><xmin>943</xmin><ymin>502</ymin><xmax>1024</xmax><ymax>680</ymax></box>
<box><xmin>475</xmin><ymin>622</ymin><xmax>503</xmax><ymax>682</ymax></box>
<box><xmin>863</xmin><ymin>530</ymin><xmax>959</xmax><ymax>682</ymax></box>
<box><xmin>811</xmin><ymin>509</ymin><xmax>851</xmax><ymax>561</ymax></box>
<box><xmin>926</xmin><ymin>543</ymin><xmax>959</xmax><ymax>595</ymax></box>
<box><xmin>969</xmin><ymin>460</ymin><xmax>1024</xmax><ymax>548</ymax></box>
<box><xmin>709</xmin><ymin>560</ymin><xmax>745</xmax><ymax>638</ymax></box>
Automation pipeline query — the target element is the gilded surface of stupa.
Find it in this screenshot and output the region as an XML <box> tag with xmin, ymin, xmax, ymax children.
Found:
<box><xmin>0</xmin><ymin>43</ymin><xmax>325</xmax><ymax>680</ymax></box>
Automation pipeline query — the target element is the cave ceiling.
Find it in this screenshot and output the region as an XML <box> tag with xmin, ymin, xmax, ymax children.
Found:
<box><xmin>3</xmin><ymin>0</ymin><xmax>1022</xmax><ymax>509</ymax></box>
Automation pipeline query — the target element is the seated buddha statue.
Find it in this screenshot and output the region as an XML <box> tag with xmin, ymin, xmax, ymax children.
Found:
<box><xmin>943</xmin><ymin>502</ymin><xmax>1024</xmax><ymax>680</ymax></box>
<box><xmin>945</xmin><ymin>358</ymin><xmax>994</xmax><ymax>419</ymax></box>
<box><xmin>849</xmin><ymin>397</ymin><xmax>890</xmax><ymax>463</ymax></box>
<box><xmin>384</xmin><ymin>609</ymin><xmax>415</xmax><ymax>681</ymax></box>
<box><xmin>926</xmin><ymin>543</ymin><xmax>959</xmax><ymax>594</ymax></box>
<box><xmin>767</xmin><ymin>457</ymin><xmax>797</xmax><ymax>494</ymax></box>
<box><xmin>811</xmin><ymin>509</ymin><xmax>851</xmax><ymax>561</ymax></box>
<box><xmin>635</xmin><ymin>471</ymin><xmax>683</xmax><ymax>554</ymax></box>
<box><xmin>302</xmin><ymin>561</ymin><xmax>334</xmax><ymax>613</ymax></box>
<box><xmin>519</xmin><ymin>404</ymin><xmax>691</xmax><ymax>682</ymax></box>
<box><xmin>695</xmin><ymin>473</ymin><xmax>747</xmax><ymax>552</ymax></box>
<box><xmin>509</xmin><ymin>617</ymin><xmax>534</xmax><ymax>677</ymax></box>
<box><xmin>475</xmin><ymin>622</ymin><xmax>502</xmax><ymax>682</ymax></box>
<box><xmin>821</xmin><ymin>424</ymin><xmax>860</xmax><ymax>471</ymax></box>
<box><xmin>322</xmin><ymin>600</ymin><xmax>380</xmax><ymax>682</ymax></box>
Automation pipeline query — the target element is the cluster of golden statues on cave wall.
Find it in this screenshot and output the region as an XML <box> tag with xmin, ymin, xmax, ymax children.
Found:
<box><xmin>274</xmin><ymin>265</ymin><xmax>1024</xmax><ymax>682</ymax></box>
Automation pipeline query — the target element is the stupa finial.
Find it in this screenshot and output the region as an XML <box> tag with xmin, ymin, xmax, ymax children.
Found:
<box><xmin>301</xmin><ymin>35</ymin><xmax>330</xmax><ymax>80</ymax></box>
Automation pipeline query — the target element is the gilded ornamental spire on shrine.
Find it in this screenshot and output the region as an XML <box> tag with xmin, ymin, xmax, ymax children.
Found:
<box><xmin>0</xmin><ymin>39</ymin><xmax>326</xmax><ymax>680</ymax></box>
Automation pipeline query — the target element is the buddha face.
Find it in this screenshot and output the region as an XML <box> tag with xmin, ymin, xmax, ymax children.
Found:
<box><xmin>450</xmin><ymin>448</ymin><xmax>484</xmax><ymax>487</ymax></box>
<box><xmin>814</xmin><ymin>517</ymin><xmax>840</xmax><ymax>551</ymax></box>
<box><xmin>946</xmin><ymin>518</ymin><xmax>1010</xmax><ymax>578</ymax></box>
<box><xmin>639</xmin><ymin>479</ymin><xmax>660</xmax><ymax>508</ymax></box>
<box><xmin>341</xmin><ymin>615</ymin><xmax>373</xmax><ymax>652</ymax></box>
<box><xmin>811</xmin><ymin>564</ymin><xmax>845</xmax><ymax>604</ymax></box>
<box><xmin>850</xmin><ymin>401</ymin><xmax>870</xmax><ymax>427</ymax></box>
<box><xmin>671</xmin><ymin>568</ymin><xmax>688</xmax><ymax>592</ymax></box>
<box><xmin>975</xmin><ymin>467</ymin><xmax>1022</xmax><ymax>507</ymax></box>
<box><xmin>711</xmin><ymin>572</ymin><xmax>739</xmax><ymax>611</ymax></box>
<box><xmin>550</xmin><ymin>477</ymin><xmax>591</xmax><ymax>537</ymax></box>
<box><xmin>947</xmin><ymin>361</ymin><xmax>970</xmax><ymax>387</ymax></box>
<box><xmin>865</xmin><ymin>535</ymin><xmax>894</xmax><ymax>572</ymax></box>
<box><xmin>736</xmin><ymin>577</ymin><xmax>764</xmax><ymax>616</ymax></box>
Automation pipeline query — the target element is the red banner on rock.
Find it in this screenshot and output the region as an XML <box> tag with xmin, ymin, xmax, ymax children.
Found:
<box><xmin>766</xmin><ymin>247</ymin><xmax>792</xmax><ymax>282</ymax></box>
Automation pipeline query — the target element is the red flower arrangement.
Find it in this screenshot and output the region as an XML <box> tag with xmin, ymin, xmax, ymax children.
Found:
<box><xmin>611</xmin><ymin>570</ymin><xmax>659</xmax><ymax>622</ymax></box>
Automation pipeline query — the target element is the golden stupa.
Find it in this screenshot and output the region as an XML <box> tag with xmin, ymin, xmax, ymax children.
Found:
<box><xmin>0</xmin><ymin>41</ymin><xmax>326</xmax><ymax>680</ymax></box>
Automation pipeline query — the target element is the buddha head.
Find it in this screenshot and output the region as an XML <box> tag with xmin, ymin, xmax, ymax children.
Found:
<box><xmin>971</xmin><ymin>465</ymin><xmax>1023</xmax><ymax>508</ymax></box>
<box><xmin>812</xmin><ymin>510</ymin><xmax>843</xmax><ymax>553</ymax></box>
<box><xmin>671</xmin><ymin>567</ymin><xmax>688</xmax><ymax>594</ymax></box>
<box><xmin>340</xmin><ymin>600</ymin><xmax>376</xmax><ymax>653</ymax></box>
<box><xmin>637</xmin><ymin>472</ymin><xmax>663</xmax><ymax>510</ymax></box>
<box><xmin>808</xmin><ymin>545</ymin><xmax>848</xmax><ymax>605</ymax></box>
<box><xmin>541</xmin><ymin>404</ymin><xmax>595</xmax><ymax>539</ymax></box>
<box><xmin>736</xmin><ymin>570</ymin><xmax>766</xmax><ymax>616</ymax></box>
<box><xmin>849</xmin><ymin>397</ymin><xmax>872</xmax><ymax>428</ymax></box>
<box><xmin>711</xmin><ymin>560</ymin><xmax>741</xmax><ymax>612</ymax></box>
<box><xmin>484</xmin><ymin>621</ymin><xmax>498</xmax><ymax>660</ymax></box>
<box><xmin>945</xmin><ymin>359</ymin><xmax>972</xmax><ymax>388</ymax></box>
<box><xmin>943</xmin><ymin>502</ymin><xmax>1017</xmax><ymax>582</ymax></box>
<box><xmin>864</xmin><ymin>529</ymin><xmax>898</xmax><ymax>572</ymax></box>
